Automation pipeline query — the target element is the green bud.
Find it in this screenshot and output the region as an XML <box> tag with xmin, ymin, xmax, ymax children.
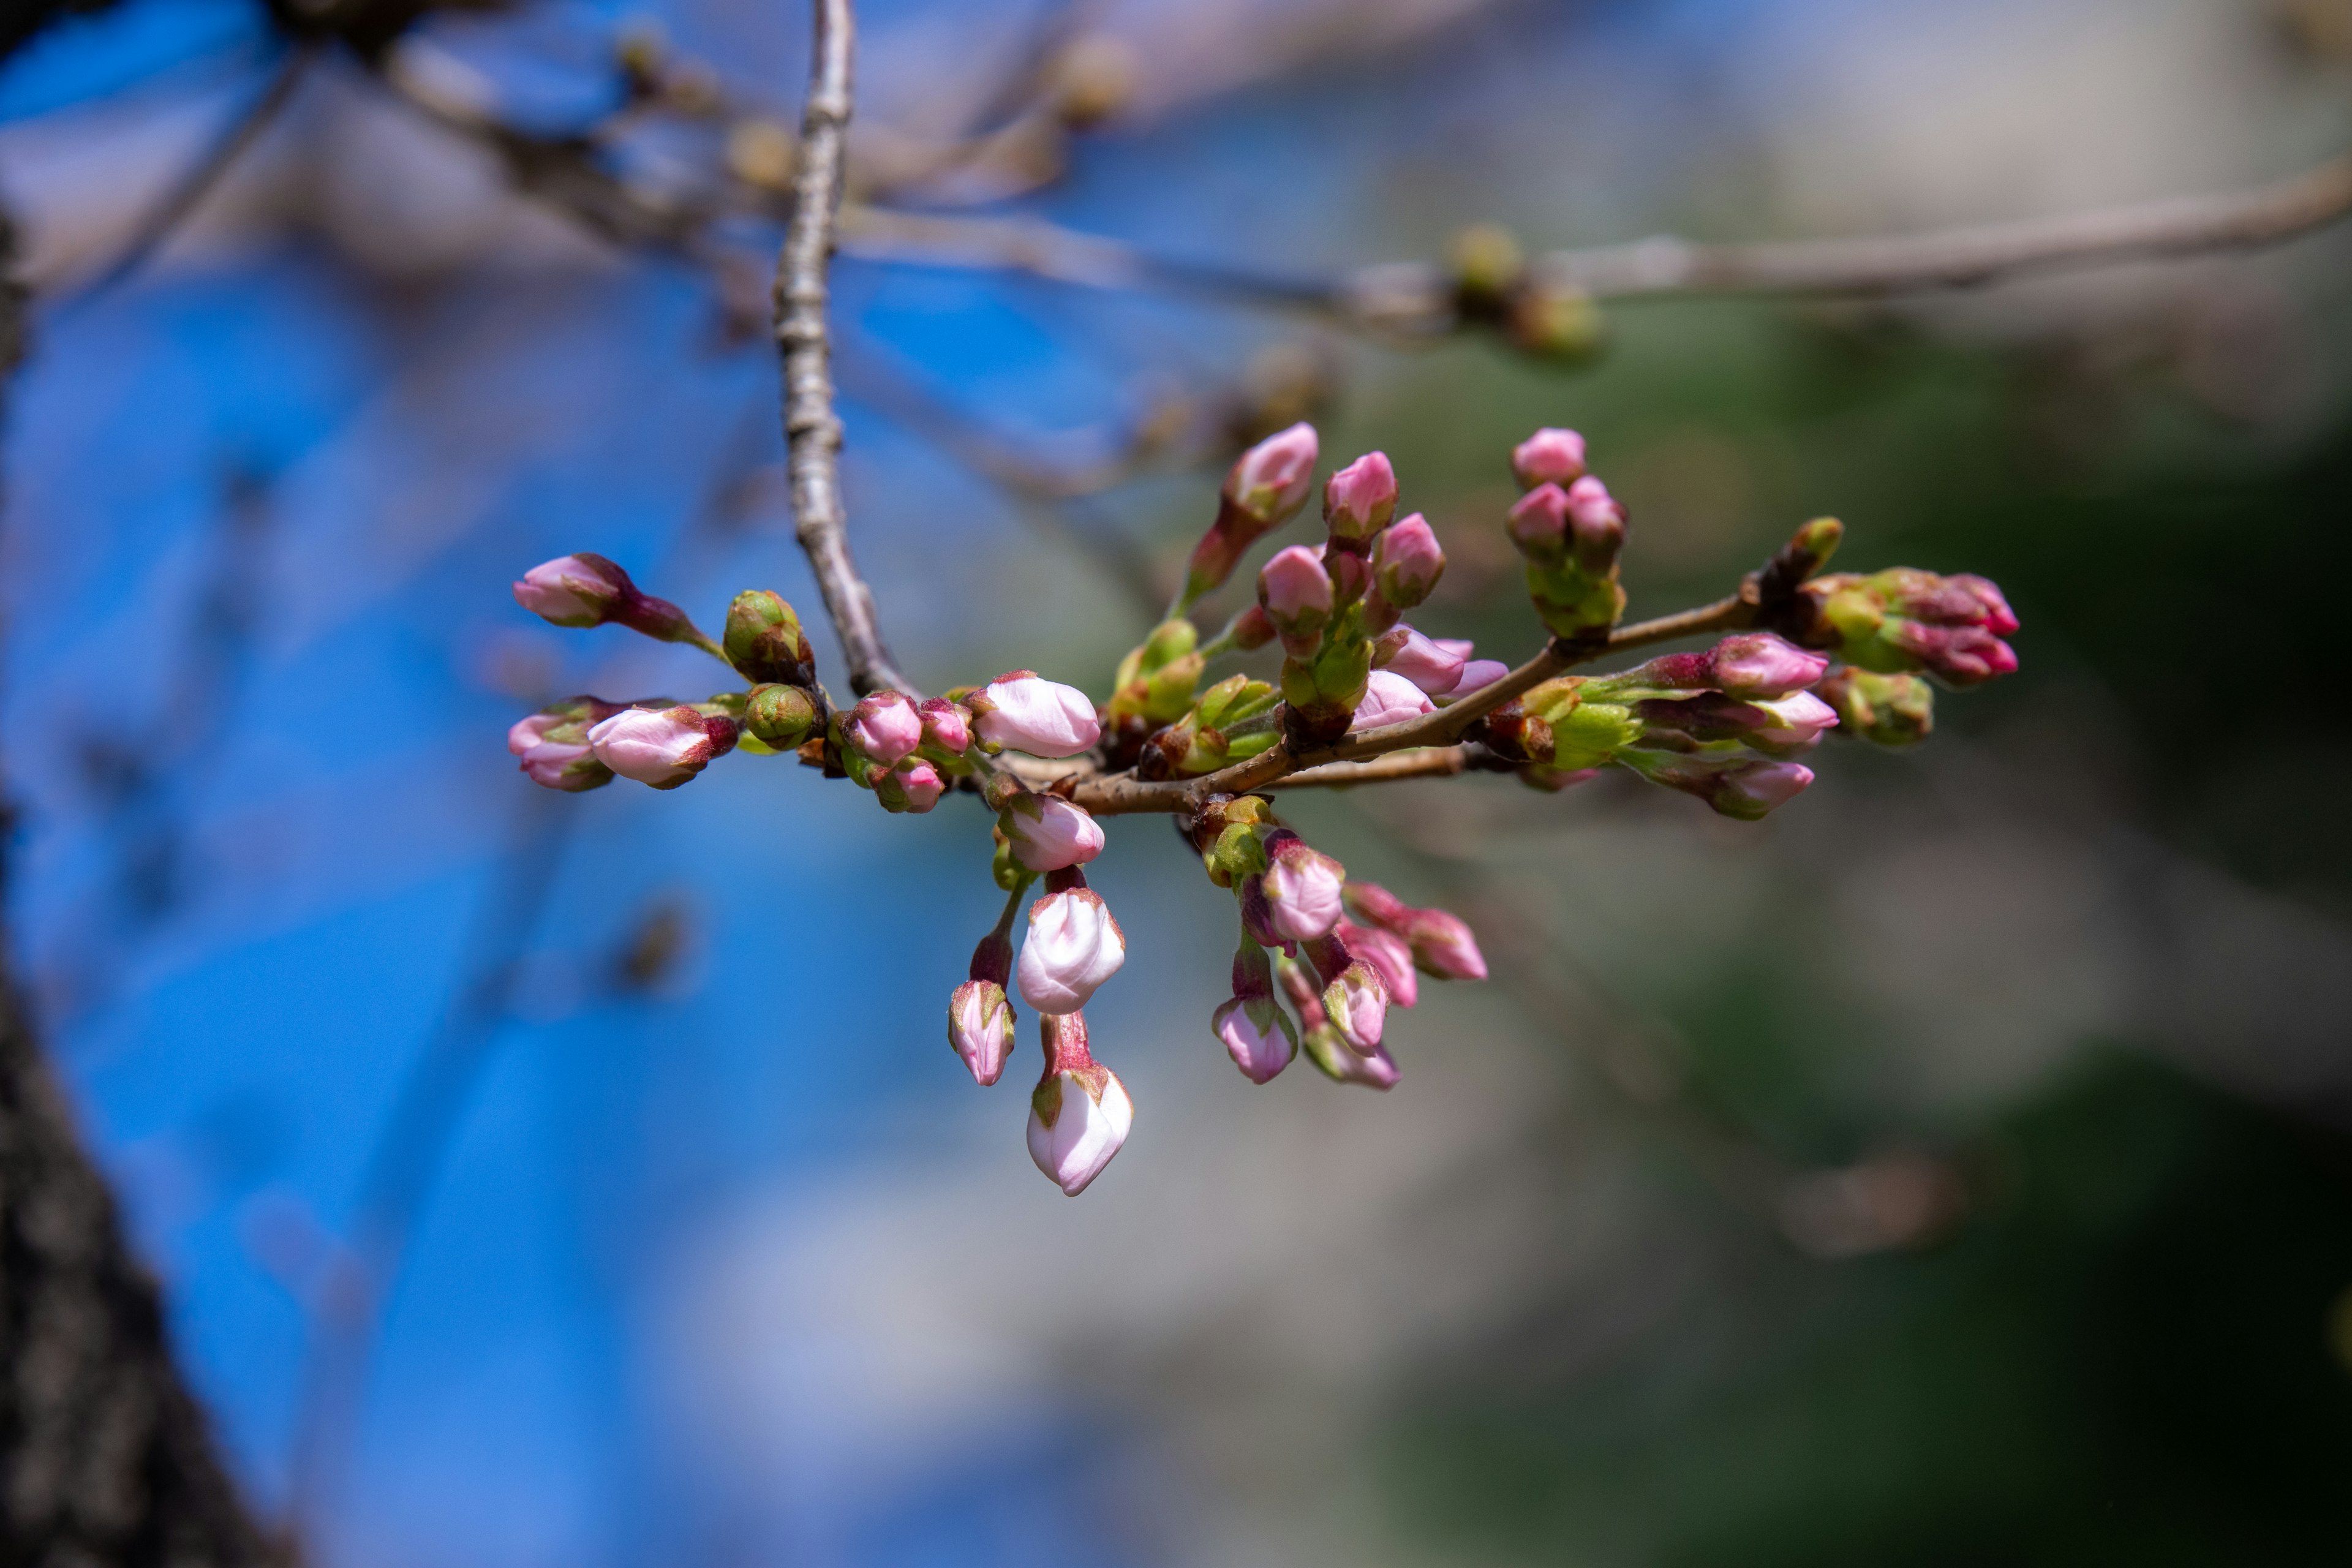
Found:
<box><xmin>1819</xmin><ymin>666</ymin><xmax>1934</xmax><ymax>746</ymax></box>
<box><xmin>723</xmin><ymin>590</ymin><xmax>815</xmax><ymax>685</ymax></box>
<box><xmin>1553</xmin><ymin>699</ymin><xmax>1639</xmax><ymax>761</ymax></box>
<box><xmin>1791</xmin><ymin>516</ymin><xmax>1843</xmax><ymax>571</ymax></box>
<box><xmin>745</xmin><ymin>683</ymin><xmax>817</xmax><ymax>750</ymax></box>
<box><xmin>1109</xmin><ymin>619</ymin><xmax>1204</xmax><ymax>722</ymax></box>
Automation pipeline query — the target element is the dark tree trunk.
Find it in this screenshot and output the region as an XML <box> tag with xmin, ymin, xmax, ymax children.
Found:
<box><xmin>0</xmin><ymin>217</ymin><xmax>284</xmax><ymax>1568</ymax></box>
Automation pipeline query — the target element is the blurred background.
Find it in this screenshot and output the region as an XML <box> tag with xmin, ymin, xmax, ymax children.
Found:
<box><xmin>6</xmin><ymin>0</ymin><xmax>2352</xmax><ymax>1562</ymax></box>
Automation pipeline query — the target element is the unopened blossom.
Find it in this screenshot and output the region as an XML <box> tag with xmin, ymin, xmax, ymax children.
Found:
<box><xmin>948</xmin><ymin>979</ymin><xmax>1016</xmax><ymax>1086</ymax></box>
<box><xmin>1321</xmin><ymin>960</ymin><xmax>1389</xmax><ymax>1053</ymax></box>
<box><xmin>1748</xmin><ymin>692</ymin><xmax>1839</xmax><ymax>752</ymax></box>
<box><xmin>1376</xmin><ymin>626</ymin><xmax>1467</xmax><ymax>697</ymax></box>
<box><xmin>1506</xmin><ymin>483</ymin><xmax>1572</xmax><ymax>561</ymax></box>
<box><xmin>1562</xmin><ymin>476</ymin><xmax>1626</xmax><ymax>568</ymax></box>
<box><xmin>512</xmin><ymin>553</ymin><xmax>630</xmax><ymax>627</ymax></box>
<box><xmin>873</xmin><ymin>759</ymin><xmax>947</xmax><ymax>813</ymax></box>
<box><xmin>1344</xmin><ymin>883</ymin><xmax>1489</xmax><ymax>981</ymax></box>
<box><xmin>1017</xmin><ymin>880</ymin><xmax>1126</xmax><ymax>1014</ymax></box>
<box><xmin>1444</xmin><ymin>660</ymin><xmax>1511</xmax><ymax>701</ymax></box>
<box><xmin>972</xmin><ymin>671</ymin><xmax>1102</xmax><ymax>758</ymax></box>
<box><xmin>1336</xmin><ymin>919</ymin><xmax>1418</xmax><ymax>1009</ymax></box>
<box><xmin>1181</xmin><ymin>423</ymin><xmax>1320</xmax><ymax>604</ymax></box>
<box><xmin>1789</xmin><ymin>568</ymin><xmax>2020</xmax><ymax>688</ymax></box>
<box><xmin>1257</xmin><ymin>545</ymin><xmax>1334</xmax><ymax>656</ymax></box>
<box><xmin>745</xmin><ymin>683</ymin><xmax>818</xmax><ymax>750</ymax></box>
<box><xmin>1301</xmin><ymin>1023</ymin><xmax>1401</xmax><ymax>1090</ymax></box>
<box><xmin>1324</xmin><ymin>450</ymin><xmax>1398</xmax><ymax>543</ymax></box>
<box><xmin>1629</xmin><ymin>752</ymin><xmax>1815</xmax><ymax>820</ymax></box>
<box><xmin>1510</xmin><ymin>428</ymin><xmax>1588</xmax><ymax>490</ymax></box>
<box><xmin>917</xmin><ymin>697</ymin><xmax>973</xmax><ymax>757</ymax></box>
<box><xmin>722</xmin><ymin>589</ymin><xmax>815</xmax><ymax>685</ymax></box>
<box><xmin>1372</xmin><ymin>514</ymin><xmax>1445</xmax><ymax>609</ymax></box>
<box><xmin>1817</xmin><ymin>666</ymin><xmax>1934</xmax><ymax>746</ymax></box>
<box><xmin>1352</xmin><ymin>669</ymin><xmax>1436</xmax><ymax>731</ymax></box>
<box><xmin>1710</xmin><ymin>633</ymin><xmax>1830</xmax><ymax>699</ymax></box>
<box><xmin>1028</xmin><ymin>1011</ymin><xmax>1133</xmax><ymax>1195</ymax></box>
<box><xmin>999</xmin><ymin>794</ymin><xmax>1106</xmax><ymax>873</ymax></box>
<box><xmin>508</xmin><ymin>699</ymin><xmax>620</xmax><ymax>792</ymax></box>
<box><xmin>1259</xmin><ymin>834</ymin><xmax>1345</xmax><ymax>943</ymax></box>
<box><xmin>586</xmin><ymin>705</ymin><xmax>737</xmax><ymax>789</ymax></box>
<box><xmin>1215</xmin><ymin>940</ymin><xmax>1297</xmax><ymax>1084</ymax></box>
<box><xmin>843</xmin><ymin>690</ymin><xmax>923</xmax><ymax>768</ymax></box>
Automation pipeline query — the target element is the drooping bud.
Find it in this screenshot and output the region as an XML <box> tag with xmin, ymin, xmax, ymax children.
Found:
<box><xmin>1371</xmin><ymin>625</ymin><xmax>1467</xmax><ymax>697</ymax></box>
<box><xmin>970</xmin><ymin>671</ymin><xmax>1103</xmax><ymax>758</ymax></box>
<box><xmin>1257</xmin><ymin>545</ymin><xmax>1335</xmax><ymax>657</ymax></box>
<box><xmin>1323</xmin><ymin>451</ymin><xmax>1398</xmax><ymax>544</ymax></box>
<box><xmin>1335</xmin><ymin>918</ymin><xmax>1418</xmax><ymax>1009</ymax></box>
<box><xmin>1017</xmin><ymin>875</ymin><xmax>1126</xmax><ymax>1014</ymax></box>
<box><xmin>1303</xmin><ymin>1026</ymin><xmax>1403</xmax><ymax>1089</ymax></box>
<box><xmin>744</xmin><ymin>682</ymin><xmax>818</xmax><ymax>750</ymax></box>
<box><xmin>1215</xmin><ymin>940</ymin><xmax>1297</xmax><ymax>1084</ymax></box>
<box><xmin>1621</xmin><ymin>750</ymin><xmax>1815</xmax><ymax>821</ymax></box>
<box><xmin>1320</xmin><ymin>959</ymin><xmax>1389</xmax><ymax>1054</ymax></box>
<box><xmin>1259</xmin><ymin>833</ymin><xmax>1346</xmax><ymax>944</ymax></box>
<box><xmin>1510</xmin><ymin>428</ymin><xmax>1588</xmax><ymax>491</ymax></box>
<box><xmin>586</xmin><ymin>704</ymin><xmax>739</xmax><ymax>789</ymax></box>
<box><xmin>948</xmin><ymin>980</ymin><xmax>1016</xmax><ymax>1086</ymax></box>
<box><xmin>511</xmin><ymin>552</ymin><xmax>706</xmax><ymax>646</ymax></box>
<box><xmin>1180</xmin><ymin>422</ymin><xmax>1320</xmax><ymax>606</ymax></box>
<box><xmin>722</xmin><ymin>590</ymin><xmax>816</xmax><ymax>685</ymax></box>
<box><xmin>840</xmin><ymin>690</ymin><xmax>923</xmax><ymax>770</ymax></box>
<box><xmin>1371</xmin><ymin>514</ymin><xmax>1446</xmax><ymax>611</ymax></box>
<box><xmin>1343</xmin><ymin>883</ymin><xmax>1488</xmax><ymax>981</ymax></box>
<box><xmin>1817</xmin><ymin>666</ymin><xmax>1934</xmax><ymax>746</ymax></box>
<box><xmin>508</xmin><ymin>697</ymin><xmax>623</xmax><ymax>791</ymax></box>
<box><xmin>998</xmin><ymin>793</ymin><xmax>1106</xmax><ymax>873</ymax></box>
<box><xmin>1027</xmin><ymin>1011</ymin><xmax>1133</xmax><ymax>1196</ymax></box>
<box><xmin>1351</xmin><ymin>669</ymin><xmax>1436</xmax><ymax>731</ymax></box>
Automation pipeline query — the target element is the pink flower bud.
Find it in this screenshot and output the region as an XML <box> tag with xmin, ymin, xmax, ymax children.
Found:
<box><xmin>1028</xmin><ymin>1012</ymin><xmax>1132</xmax><ymax>1196</ymax></box>
<box><xmin>1231</xmin><ymin>605</ymin><xmax>1278</xmax><ymax>651</ymax></box>
<box><xmin>1563</xmin><ymin>475</ymin><xmax>1626</xmax><ymax>570</ymax></box>
<box><xmin>973</xmin><ymin>671</ymin><xmax>1103</xmax><ymax>758</ymax></box>
<box><xmin>1257</xmin><ymin>545</ymin><xmax>1334</xmax><ymax>655</ymax></box>
<box><xmin>512</xmin><ymin>553</ymin><xmax>629</xmax><ymax>627</ymax></box>
<box><xmin>1213</xmin><ymin>996</ymin><xmax>1297</xmax><ymax>1084</ymax></box>
<box><xmin>1890</xmin><ymin>622</ymin><xmax>2019</xmax><ymax>687</ymax></box>
<box><xmin>1710</xmin><ymin>633</ymin><xmax>1830</xmax><ymax>699</ymax></box>
<box><xmin>1323</xmin><ymin>451</ymin><xmax>1398</xmax><ymax>543</ymax></box>
<box><xmin>874</xmin><ymin>758</ymin><xmax>947</xmax><ymax>813</ymax></box>
<box><xmin>1336</xmin><ymin>919</ymin><xmax>1418</xmax><ymax>1009</ymax></box>
<box><xmin>1404</xmin><ymin>908</ymin><xmax>1487</xmax><ymax>980</ymax></box>
<box><xmin>1017</xmin><ymin>883</ymin><xmax>1127</xmax><ymax>1014</ymax></box>
<box><xmin>1227</xmin><ymin>422</ymin><xmax>1320</xmax><ymax>526</ymax></box>
<box><xmin>507</xmin><ymin>699</ymin><xmax>622</xmax><ymax>792</ymax></box>
<box><xmin>1351</xmin><ymin>669</ymin><xmax>1436</xmax><ymax>731</ymax></box>
<box><xmin>844</xmin><ymin>690</ymin><xmax>924</xmax><ymax>767</ymax></box>
<box><xmin>1374</xmin><ymin>625</ymin><xmax>1468</xmax><ymax>697</ymax></box>
<box><xmin>1303</xmin><ymin>1026</ymin><xmax>1401</xmax><ymax>1090</ymax></box>
<box><xmin>999</xmin><ymin>794</ymin><xmax>1106</xmax><ymax>873</ymax></box>
<box><xmin>1372</xmin><ymin>514</ymin><xmax>1446</xmax><ymax>609</ymax></box>
<box><xmin>1510</xmin><ymin>428</ymin><xmax>1588</xmax><ymax>491</ymax></box>
<box><xmin>1339</xmin><ymin>880</ymin><xmax>1410</xmax><ymax>932</ymax></box>
<box><xmin>1321</xmin><ymin>961</ymin><xmax>1388</xmax><ymax>1054</ymax></box>
<box><xmin>1259</xmin><ymin>834</ymin><xmax>1344</xmax><ymax>943</ymax></box>
<box><xmin>1507</xmin><ymin>483</ymin><xmax>1571</xmax><ymax>560</ymax></box>
<box><xmin>586</xmin><ymin>705</ymin><xmax>737</xmax><ymax>789</ymax></box>
<box><xmin>917</xmin><ymin>697</ymin><xmax>973</xmax><ymax>756</ymax></box>
<box><xmin>1950</xmin><ymin>574</ymin><xmax>2019</xmax><ymax>636</ymax></box>
<box><xmin>1713</xmin><ymin>759</ymin><xmax>1814</xmax><ymax>818</ymax></box>
<box><xmin>1748</xmin><ymin>692</ymin><xmax>1839</xmax><ymax>752</ymax></box>
<box><xmin>1442</xmin><ymin>659</ymin><xmax>1511</xmax><ymax>702</ymax></box>
<box><xmin>948</xmin><ymin>979</ymin><xmax>1016</xmax><ymax>1086</ymax></box>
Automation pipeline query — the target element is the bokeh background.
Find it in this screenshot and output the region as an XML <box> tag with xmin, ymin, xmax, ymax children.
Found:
<box><xmin>7</xmin><ymin>0</ymin><xmax>2352</xmax><ymax>1563</ymax></box>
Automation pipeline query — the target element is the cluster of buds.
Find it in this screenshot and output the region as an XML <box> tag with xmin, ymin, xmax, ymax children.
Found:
<box><xmin>503</xmin><ymin>415</ymin><xmax>2021</xmax><ymax>1199</ymax></box>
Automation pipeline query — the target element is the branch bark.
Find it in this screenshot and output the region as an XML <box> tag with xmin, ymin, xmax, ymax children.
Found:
<box><xmin>774</xmin><ymin>0</ymin><xmax>915</xmax><ymax>699</ymax></box>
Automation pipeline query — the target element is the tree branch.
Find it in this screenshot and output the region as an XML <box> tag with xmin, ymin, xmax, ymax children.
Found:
<box><xmin>775</xmin><ymin>0</ymin><xmax>914</xmax><ymax>699</ymax></box>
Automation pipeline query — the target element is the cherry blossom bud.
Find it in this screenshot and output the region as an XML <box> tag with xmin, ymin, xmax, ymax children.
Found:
<box><xmin>1231</xmin><ymin>605</ymin><xmax>1278</xmax><ymax>651</ymax></box>
<box><xmin>1017</xmin><ymin>875</ymin><xmax>1126</xmax><ymax>1014</ymax></box>
<box><xmin>586</xmin><ymin>704</ymin><xmax>738</xmax><ymax>788</ymax></box>
<box><xmin>842</xmin><ymin>690</ymin><xmax>923</xmax><ymax>769</ymax></box>
<box><xmin>1506</xmin><ymin>483</ymin><xmax>1572</xmax><ymax>562</ymax></box>
<box><xmin>1442</xmin><ymin>659</ymin><xmax>1510</xmax><ymax>703</ymax></box>
<box><xmin>1181</xmin><ymin>422</ymin><xmax>1320</xmax><ymax>605</ymax></box>
<box><xmin>1510</xmin><ymin>428</ymin><xmax>1588</xmax><ymax>491</ymax></box>
<box><xmin>745</xmin><ymin>682</ymin><xmax>818</xmax><ymax>750</ymax></box>
<box><xmin>508</xmin><ymin>697</ymin><xmax>622</xmax><ymax>791</ymax></box>
<box><xmin>1259</xmin><ymin>834</ymin><xmax>1345</xmax><ymax>944</ymax></box>
<box><xmin>1787</xmin><ymin>569</ymin><xmax>2019</xmax><ymax>687</ymax></box>
<box><xmin>1257</xmin><ymin>545</ymin><xmax>1335</xmax><ymax>657</ymax></box>
<box><xmin>1335</xmin><ymin>918</ymin><xmax>1418</xmax><ymax>1009</ymax></box>
<box><xmin>872</xmin><ymin>758</ymin><xmax>946</xmax><ymax>813</ymax></box>
<box><xmin>1709</xmin><ymin>633</ymin><xmax>1830</xmax><ymax>698</ymax></box>
<box><xmin>1562</xmin><ymin>476</ymin><xmax>1625</xmax><ymax>573</ymax></box>
<box><xmin>1323</xmin><ymin>451</ymin><xmax>1398</xmax><ymax>543</ymax></box>
<box><xmin>1371</xmin><ymin>514</ymin><xmax>1446</xmax><ymax>611</ymax></box>
<box><xmin>1889</xmin><ymin>621</ymin><xmax>2019</xmax><ymax>685</ymax></box>
<box><xmin>998</xmin><ymin>793</ymin><xmax>1106</xmax><ymax>873</ymax></box>
<box><xmin>512</xmin><ymin>553</ymin><xmax>629</xmax><ymax>627</ymax></box>
<box><xmin>1302</xmin><ymin>1023</ymin><xmax>1401</xmax><ymax>1089</ymax></box>
<box><xmin>916</xmin><ymin>697</ymin><xmax>973</xmax><ymax>758</ymax></box>
<box><xmin>1373</xmin><ymin>625</ymin><xmax>1468</xmax><ymax>696</ymax></box>
<box><xmin>1028</xmin><ymin>1010</ymin><xmax>1133</xmax><ymax>1196</ymax></box>
<box><xmin>1352</xmin><ymin>669</ymin><xmax>1436</xmax><ymax>731</ymax></box>
<box><xmin>948</xmin><ymin>980</ymin><xmax>1016</xmax><ymax>1086</ymax></box>
<box><xmin>1321</xmin><ymin>960</ymin><xmax>1388</xmax><ymax>1054</ymax></box>
<box><xmin>1748</xmin><ymin>692</ymin><xmax>1839</xmax><ymax>752</ymax></box>
<box><xmin>1216</xmin><ymin>940</ymin><xmax>1296</xmax><ymax>1084</ymax></box>
<box><xmin>971</xmin><ymin>671</ymin><xmax>1103</xmax><ymax>758</ymax></box>
<box><xmin>1624</xmin><ymin>751</ymin><xmax>1815</xmax><ymax>820</ymax></box>
<box><xmin>1817</xmin><ymin>666</ymin><xmax>1934</xmax><ymax>746</ymax></box>
<box><xmin>1342</xmin><ymin>884</ymin><xmax>1488</xmax><ymax>981</ymax></box>
<box><xmin>722</xmin><ymin>590</ymin><xmax>816</xmax><ymax>685</ymax></box>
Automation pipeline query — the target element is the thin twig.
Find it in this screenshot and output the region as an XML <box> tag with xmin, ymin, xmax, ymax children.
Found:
<box><xmin>1267</xmin><ymin>747</ymin><xmax>1474</xmax><ymax>789</ymax></box>
<box><xmin>775</xmin><ymin>0</ymin><xmax>915</xmax><ymax>699</ymax></box>
<box><xmin>67</xmin><ymin>42</ymin><xmax>316</xmax><ymax>306</ymax></box>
